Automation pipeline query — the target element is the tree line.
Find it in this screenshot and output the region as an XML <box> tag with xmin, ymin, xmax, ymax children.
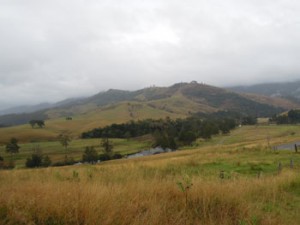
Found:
<box><xmin>81</xmin><ymin>112</ymin><xmax>254</xmax><ymax>149</ymax></box>
<box><xmin>0</xmin><ymin>134</ymin><xmax>119</xmax><ymax>169</ymax></box>
<box><xmin>270</xmin><ymin>109</ymin><xmax>300</xmax><ymax>124</ymax></box>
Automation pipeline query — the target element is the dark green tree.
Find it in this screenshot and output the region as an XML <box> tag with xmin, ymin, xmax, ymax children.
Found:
<box><xmin>178</xmin><ymin>130</ymin><xmax>197</xmax><ymax>145</ymax></box>
<box><xmin>29</xmin><ymin>120</ymin><xmax>45</xmax><ymax>128</ymax></box>
<box><xmin>41</xmin><ymin>155</ymin><xmax>52</xmax><ymax>167</ymax></box>
<box><xmin>26</xmin><ymin>154</ymin><xmax>52</xmax><ymax>168</ymax></box>
<box><xmin>5</xmin><ymin>138</ymin><xmax>20</xmax><ymax>161</ymax></box>
<box><xmin>153</xmin><ymin>130</ymin><xmax>178</xmax><ymax>150</ymax></box>
<box><xmin>25</xmin><ymin>145</ymin><xmax>51</xmax><ymax>168</ymax></box>
<box><xmin>288</xmin><ymin>110</ymin><xmax>300</xmax><ymax>123</ymax></box>
<box><xmin>58</xmin><ymin>133</ymin><xmax>71</xmax><ymax>151</ymax></box>
<box><xmin>29</xmin><ymin>120</ymin><xmax>36</xmax><ymax>128</ymax></box>
<box><xmin>37</xmin><ymin>120</ymin><xmax>45</xmax><ymax>128</ymax></box>
<box><xmin>101</xmin><ymin>138</ymin><xmax>114</xmax><ymax>155</ymax></box>
<box><xmin>82</xmin><ymin>146</ymin><xmax>98</xmax><ymax>163</ymax></box>
<box><xmin>26</xmin><ymin>153</ymin><xmax>42</xmax><ymax>168</ymax></box>
<box><xmin>241</xmin><ymin>116</ymin><xmax>257</xmax><ymax>125</ymax></box>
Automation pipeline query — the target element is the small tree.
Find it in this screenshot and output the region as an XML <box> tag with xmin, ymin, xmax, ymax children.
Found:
<box><xmin>29</xmin><ymin>120</ymin><xmax>45</xmax><ymax>128</ymax></box>
<box><xmin>101</xmin><ymin>138</ymin><xmax>113</xmax><ymax>155</ymax></box>
<box><xmin>153</xmin><ymin>130</ymin><xmax>178</xmax><ymax>150</ymax></box>
<box><xmin>29</xmin><ymin>120</ymin><xmax>36</xmax><ymax>128</ymax></box>
<box><xmin>26</xmin><ymin>154</ymin><xmax>52</xmax><ymax>168</ymax></box>
<box><xmin>26</xmin><ymin>153</ymin><xmax>43</xmax><ymax>168</ymax></box>
<box><xmin>82</xmin><ymin>146</ymin><xmax>98</xmax><ymax>163</ymax></box>
<box><xmin>36</xmin><ymin>120</ymin><xmax>45</xmax><ymax>128</ymax></box>
<box><xmin>42</xmin><ymin>155</ymin><xmax>52</xmax><ymax>167</ymax></box>
<box><xmin>58</xmin><ymin>133</ymin><xmax>71</xmax><ymax>151</ymax></box>
<box><xmin>5</xmin><ymin>138</ymin><xmax>20</xmax><ymax>161</ymax></box>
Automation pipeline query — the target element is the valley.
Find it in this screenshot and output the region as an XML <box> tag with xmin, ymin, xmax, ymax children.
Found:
<box><xmin>1</xmin><ymin>124</ymin><xmax>300</xmax><ymax>224</ymax></box>
<box><xmin>0</xmin><ymin>82</ymin><xmax>300</xmax><ymax>224</ymax></box>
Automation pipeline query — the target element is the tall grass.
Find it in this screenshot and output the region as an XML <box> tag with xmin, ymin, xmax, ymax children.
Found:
<box><xmin>0</xmin><ymin>153</ymin><xmax>300</xmax><ymax>225</ymax></box>
<box><xmin>1</xmin><ymin>125</ymin><xmax>300</xmax><ymax>224</ymax></box>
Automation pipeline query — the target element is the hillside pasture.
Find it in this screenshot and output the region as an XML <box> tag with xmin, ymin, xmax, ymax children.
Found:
<box><xmin>0</xmin><ymin>138</ymin><xmax>152</xmax><ymax>167</ymax></box>
<box><xmin>0</xmin><ymin>101</ymin><xmax>186</xmax><ymax>144</ymax></box>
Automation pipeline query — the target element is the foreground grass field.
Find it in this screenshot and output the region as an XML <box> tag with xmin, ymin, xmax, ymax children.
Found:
<box><xmin>1</xmin><ymin>125</ymin><xmax>300</xmax><ymax>224</ymax></box>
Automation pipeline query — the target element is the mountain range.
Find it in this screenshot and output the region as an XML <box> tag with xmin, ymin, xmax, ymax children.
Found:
<box><xmin>0</xmin><ymin>81</ymin><xmax>299</xmax><ymax>128</ymax></box>
<box><xmin>230</xmin><ymin>80</ymin><xmax>300</xmax><ymax>100</ymax></box>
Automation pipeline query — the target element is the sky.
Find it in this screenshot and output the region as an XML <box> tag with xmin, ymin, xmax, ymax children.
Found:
<box><xmin>1</xmin><ymin>0</ymin><xmax>300</xmax><ymax>110</ymax></box>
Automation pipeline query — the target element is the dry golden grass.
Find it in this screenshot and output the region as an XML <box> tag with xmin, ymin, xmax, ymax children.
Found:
<box><xmin>1</xmin><ymin>125</ymin><xmax>300</xmax><ymax>224</ymax></box>
<box><xmin>1</xmin><ymin>144</ymin><xmax>300</xmax><ymax>225</ymax></box>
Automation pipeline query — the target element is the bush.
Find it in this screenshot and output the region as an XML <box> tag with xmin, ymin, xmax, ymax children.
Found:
<box><xmin>52</xmin><ymin>161</ymin><xmax>66</xmax><ymax>167</ymax></box>
<box><xmin>42</xmin><ymin>155</ymin><xmax>52</xmax><ymax>167</ymax></box>
<box><xmin>0</xmin><ymin>161</ymin><xmax>15</xmax><ymax>170</ymax></box>
<box><xmin>26</xmin><ymin>154</ymin><xmax>52</xmax><ymax>168</ymax></box>
<box><xmin>51</xmin><ymin>157</ymin><xmax>78</xmax><ymax>167</ymax></box>
<box><xmin>26</xmin><ymin>153</ymin><xmax>43</xmax><ymax>168</ymax></box>
<box><xmin>112</xmin><ymin>153</ymin><xmax>123</xmax><ymax>159</ymax></box>
<box><xmin>82</xmin><ymin>146</ymin><xmax>98</xmax><ymax>163</ymax></box>
<box><xmin>64</xmin><ymin>156</ymin><xmax>75</xmax><ymax>165</ymax></box>
<box><xmin>99</xmin><ymin>153</ymin><xmax>111</xmax><ymax>161</ymax></box>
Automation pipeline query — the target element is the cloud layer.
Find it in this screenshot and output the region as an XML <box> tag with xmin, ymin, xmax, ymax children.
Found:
<box><xmin>1</xmin><ymin>0</ymin><xmax>300</xmax><ymax>109</ymax></box>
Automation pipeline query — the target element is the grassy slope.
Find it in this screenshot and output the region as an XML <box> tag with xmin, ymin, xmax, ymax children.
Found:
<box><xmin>241</xmin><ymin>92</ymin><xmax>300</xmax><ymax>109</ymax></box>
<box><xmin>1</xmin><ymin>123</ymin><xmax>300</xmax><ymax>167</ymax></box>
<box><xmin>0</xmin><ymin>92</ymin><xmax>228</xmax><ymax>144</ymax></box>
<box><xmin>1</xmin><ymin>125</ymin><xmax>300</xmax><ymax>224</ymax></box>
<box><xmin>0</xmin><ymin>100</ymin><xmax>186</xmax><ymax>144</ymax></box>
<box><xmin>0</xmin><ymin>138</ymin><xmax>153</xmax><ymax>167</ymax></box>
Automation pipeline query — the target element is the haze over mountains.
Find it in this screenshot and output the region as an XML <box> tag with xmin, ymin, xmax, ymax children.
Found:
<box><xmin>0</xmin><ymin>81</ymin><xmax>299</xmax><ymax>128</ymax></box>
<box><xmin>1</xmin><ymin>80</ymin><xmax>300</xmax><ymax>116</ymax></box>
<box><xmin>230</xmin><ymin>80</ymin><xmax>300</xmax><ymax>100</ymax></box>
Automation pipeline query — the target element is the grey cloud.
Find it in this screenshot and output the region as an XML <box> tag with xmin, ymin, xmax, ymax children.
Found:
<box><xmin>0</xmin><ymin>0</ymin><xmax>300</xmax><ymax>110</ymax></box>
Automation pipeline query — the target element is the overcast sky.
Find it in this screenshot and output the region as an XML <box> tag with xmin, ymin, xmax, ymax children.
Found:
<box><xmin>1</xmin><ymin>0</ymin><xmax>300</xmax><ymax>110</ymax></box>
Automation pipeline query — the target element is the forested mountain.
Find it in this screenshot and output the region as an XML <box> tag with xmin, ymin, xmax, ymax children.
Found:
<box><xmin>0</xmin><ymin>82</ymin><xmax>298</xmax><ymax>127</ymax></box>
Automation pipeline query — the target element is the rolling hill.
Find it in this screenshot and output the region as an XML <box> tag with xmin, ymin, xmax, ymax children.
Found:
<box><xmin>0</xmin><ymin>81</ymin><xmax>299</xmax><ymax>143</ymax></box>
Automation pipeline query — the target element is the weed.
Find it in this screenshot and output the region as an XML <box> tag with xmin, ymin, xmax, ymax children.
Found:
<box><xmin>72</xmin><ymin>170</ymin><xmax>80</xmax><ymax>182</ymax></box>
<box><xmin>177</xmin><ymin>174</ymin><xmax>193</xmax><ymax>225</ymax></box>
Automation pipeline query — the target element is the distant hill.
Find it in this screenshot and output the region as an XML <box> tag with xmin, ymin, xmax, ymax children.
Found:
<box><xmin>0</xmin><ymin>82</ymin><xmax>298</xmax><ymax>128</ymax></box>
<box><xmin>0</xmin><ymin>103</ymin><xmax>53</xmax><ymax>116</ymax></box>
<box><xmin>230</xmin><ymin>80</ymin><xmax>300</xmax><ymax>100</ymax></box>
<box><xmin>0</xmin><ymin>97</ymin><xmax>86</xmax><ymax>116</ymax></box>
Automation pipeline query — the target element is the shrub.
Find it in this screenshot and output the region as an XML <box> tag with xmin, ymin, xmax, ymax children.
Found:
<box><xmin>42</xmin><ymin>155</ymin><xmax>52</xmax><ymax>167</ymax></box>
<box><xmin>0</xmin><ymin>161</ymin><xmax>15</xmax><ymax>169</ymax></box>
<box><xmin>112</xmin><ymin>153</ymin><xmax>123</xmax><ymax>159</ymax></box>
<box><xmin>99</xmin><ymin>153</ymin><xmax>111</xmax><ymax>161</ymax></box>
<box><xmin>26</xmin><ymin>152</ymin><xmax>52</xmax><ymax>168</ymax></box>
<box><xmin>82</xmin><ymin>146</ymin><xmax>98</xmax><ymax>163</ymax></box>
